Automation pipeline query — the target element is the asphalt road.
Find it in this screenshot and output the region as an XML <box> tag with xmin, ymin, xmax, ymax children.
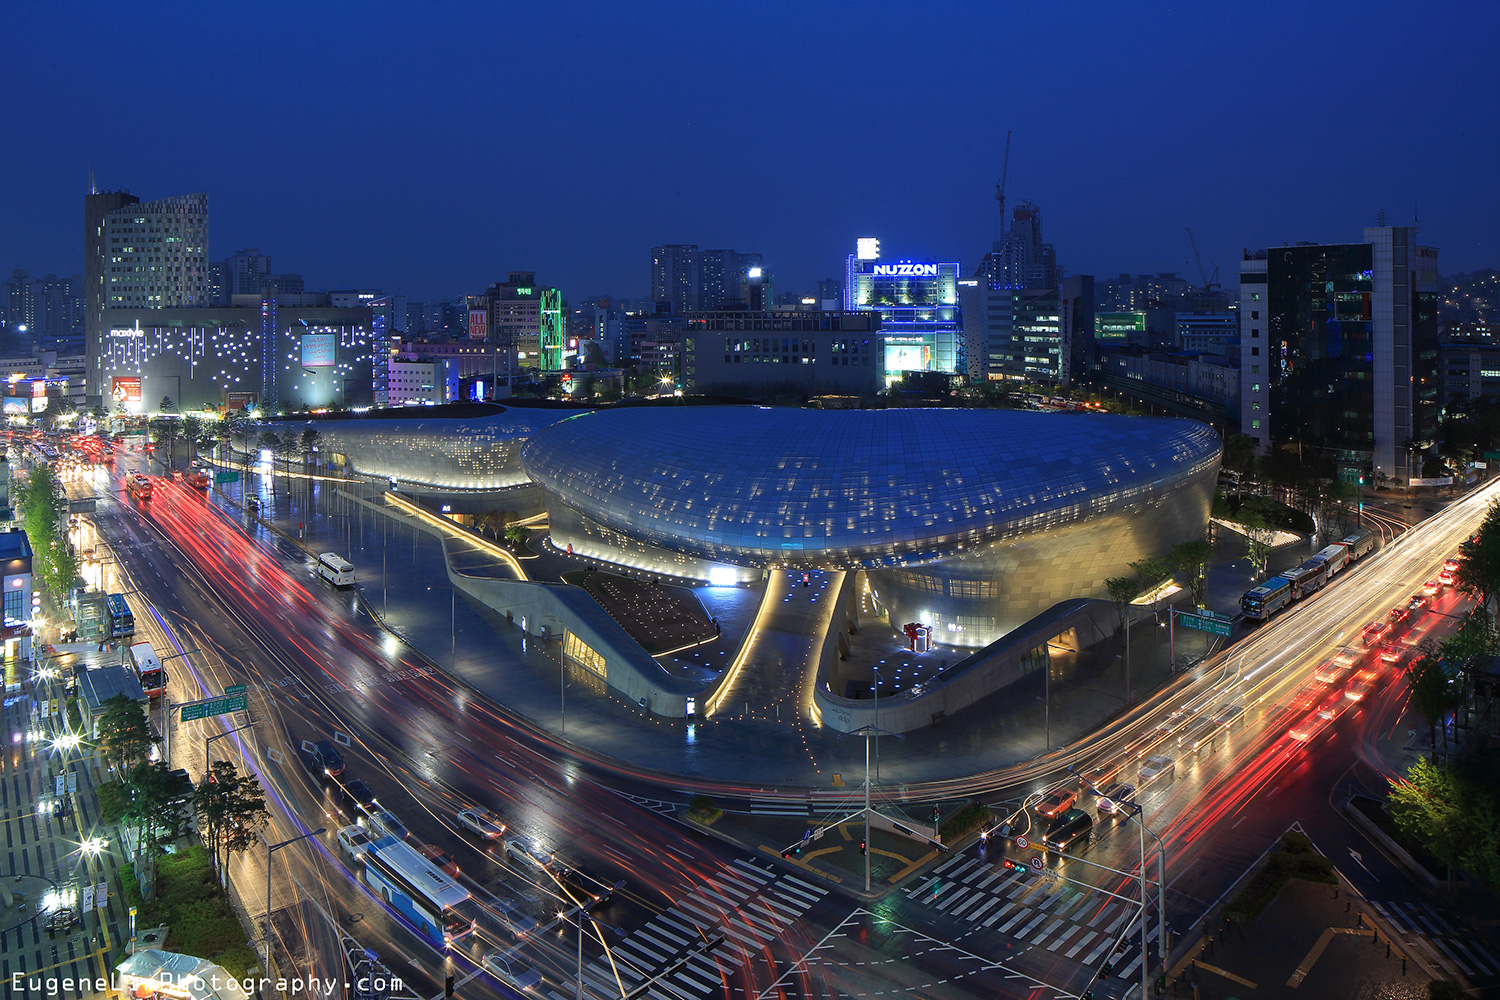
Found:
<box><xmin>55</xmin><ymin>445</ymin><xmax>1500</xmax><ymax>1000</ymax></box>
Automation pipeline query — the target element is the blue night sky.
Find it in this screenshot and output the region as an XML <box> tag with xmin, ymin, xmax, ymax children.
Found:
<box><xmin>3</xmin><ymin>0</ymin><xmax>1497</xmax><ymax>302</ymax></box>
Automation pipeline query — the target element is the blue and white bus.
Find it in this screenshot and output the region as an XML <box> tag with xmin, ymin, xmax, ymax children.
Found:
<box><xmin>363</xmin><ymin>835</ymin><xmax>475</xmax><ymax>948</ymax></box>
<box><xmin>1240</xmin><ymin>577</ymin><xmax>1292</xmax><ymax>621</ymax></box>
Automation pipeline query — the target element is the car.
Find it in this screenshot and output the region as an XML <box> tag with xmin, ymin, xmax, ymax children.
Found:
<box><xmin>550</xmin><ymin>863</ymin><xmax>616</xmax><ymax>910</ymax></box>
<box><xmin>306</xmin><ymin>739</ymin><xmax>345</xmax><ymax>778</ymax></box>
<box><xmin>481</xmin><ymin>951</ymin><xmax>543</xmax><ymax>991</ymax></box>
<box><xmin>1156</xmin><ymin>708</ymin><xmax>1191</xmax><ymax>734</ymax></box>
<box><xmin>1082</xmin><ymin>762</ymin><xmax>1122</xmax><ymax>791</ymax></box>
<box><xmin>367</xmin><ymin>809</ymin><xmax>409</xmax><ymax>841</ymax></box>
<box><xmin>337</xmin><ymin>778</ymin><xmax>377</xmax><ymax>814</ymax></box>
<box><xmin>1408</xmin><ymin>593</ymin><xmax>1429</xmax><ymax>611</ymax></box>
<box><xmin>1345</xmin><ymin>678</ymin><xmax>1373</xmax><ymax>702</ymax></box>
<box><xmin>1178</xmin><ymin>719</ymin><xmax>1218</xmax><ymax>754</ymax></box>
<box><xmin>1361</xmin><ymin>620</ymin><xmax>1392</xmax><ymax>646</ymax></box>
<box><xmin>1034</xmin><ymin>788</ymin><xmax>1079</xmax><ymax>819</ymax></box>
<box><xmin>1331</xmin><ymin>647</ymin><xmax>1365</xmax><ymax>669</ymax></box>
<box><xmin>418</xmin><ymin>844</ymin><xmax>460</xmax><ymax>877</ymax></box>
<box><xmin>1139</xmin><ymin>753</ymin><xmax>1176</xmax><ymax>786</ymax></box>
<box><xmin>1287</xmin><ymin>712</ymin><xmax>1325</xmax><ymax>742</ymax></box>
<box><xmin>1042</xmin><ymin>808</ymin><xmax>1094</xmax><ymax>853</ymax></box>
<box><xmin>1096</xmin><ymin>782</ymin><xmax>1136</xmax><ymax>815</ymax></box>
<box><xmin>1421</xmin><ymin>579</ymin><xmax>1441</xmax><ymax>595</ymax></box>
<box><xmin>1378</xmin><ymin>642</ymin><xmax>1405</xmax><ymax>666</ymax></box>
<box><xmin>1386</xmin><ymin>606</ymin><xmax>1409</xmax><ymax>626</ymax></box>
<box><xmin>246</xmin><ymin>495</ymin><xmax>262</xmax><ymax>510</ymax></box>
<box><xmin>1438</xmin><ymin>568</ymin><xmax>1455</xmax><ymax>587</ymax></box>
<box><xmin>1313</xmin><ymin>656</ymin><xmax>1353</xmax><ymax>684</ymax></box>
<box><xmin>1315</xmin><ymin>693</ymin><xmax>1344</xmax><ymax>720</ymax></box>
<box><xmin>1443</xmin><ymin>557</ymin><xmax>1460</xmax><ymax>573</ymax></box>
<box><xmin>506</xmin><ymin>839</ymin><xmax>551</xmax><ymax>871</ymax></box>
<box><xmin>337</xmin><ymin>825</ymin><xmax>374</xmax><ymax>861</ymax></box>
<box><xmin>456</xmin><ymin>809</ymin><xmax>506</xmax><ymax>840</ymax></box>
<box><xmin>1211</xmin><ymin>705</ymin><xmax>1244</xmax><ymax>730</ymax></box>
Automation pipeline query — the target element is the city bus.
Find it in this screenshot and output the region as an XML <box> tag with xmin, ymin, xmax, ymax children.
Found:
<box><xmin>362</xmin><ymin>835</ymin><xmax>475</xmax><ymax>948</ymax></box>
<box><xmin>1240</xmin><ymin>577</ymin><xmax>1291</xmax><ymax>621</ymax></box>
<box><xmin>106</xmin><ymin>593</ymin><xmax>135</xmax><ymax>638</ymax></box>
<box><xmin>127</xmin><ymin>640</ymin><xmax>167</xmax><ymax>698</ymax></box>
<box><xmin>317</xmin><ymin>553</ymin><xmax>356</xmax><ymax>588</ymax></box>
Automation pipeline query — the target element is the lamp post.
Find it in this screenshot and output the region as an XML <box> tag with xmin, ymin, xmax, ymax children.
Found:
<box><xmin>264</xmin><ymin>827</ymin><xmax>326</xmax><ymax>983</ymax></box>
<box><xmin>872</xmin><ymin>665</ymin><xmax>882</xmax><ymax>784</ymax></box>
<box><xmin>205</xmin><ymin>720</ymin><xmax>256</xmax><ymax>774</ymax></box>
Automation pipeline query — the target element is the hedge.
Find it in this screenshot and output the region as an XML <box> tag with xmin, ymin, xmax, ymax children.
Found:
<box><xmin>1225</xmin><ymin>831</ymin><xmax>1336</xmax><ymax>923</ymax></box>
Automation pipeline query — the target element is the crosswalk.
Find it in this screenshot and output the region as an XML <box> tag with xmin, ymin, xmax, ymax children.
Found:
<box><xmin>547</xmin><ymin>859</ymin><xmax>826</xmax><ymax>1000</ymax></box>
<box><xmin>1370</xmin><ymin>898</ymin><xmax>1500</xmax><ymax>981</ymax></box>
<box><xmin>911</xmin><ymin>852</ymin><xmax>1156</xmax><ymax>980</ymax></box>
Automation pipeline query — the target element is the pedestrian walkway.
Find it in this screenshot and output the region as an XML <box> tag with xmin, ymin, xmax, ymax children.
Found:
<box><xmin>554</xmin><ymin>858</ymin><xmax>826</xmax><ymax>1000</ymax></box>
<box><xmin>910</xmin><ymin>850</ymin><xmax>1157</xmax><ymax>985</ymax></box>
<box><xmin>1370</xmin><ymin>897</ymin><xmax>1500</xmax><ymax>981</ymax></box>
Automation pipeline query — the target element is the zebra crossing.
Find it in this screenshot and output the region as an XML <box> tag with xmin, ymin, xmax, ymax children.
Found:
<box><xmin>910</xmin><ymin>852</ymin><xmax>1156</xmax><ymax>980</ymax></box>
<box><xmin>1370</xmin><ymin>898</ymin><xmax>1500</xmax><ymax>981</ymax></box>
<box><xmin>546</xmin><ymin>858</ymin><xmax>826</xmax><ymax>1000</ymax></box>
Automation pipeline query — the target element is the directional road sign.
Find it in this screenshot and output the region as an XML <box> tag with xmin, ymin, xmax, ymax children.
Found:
<box><xmin>215</xmin><ymin>470</ymin><xmax>240</xmax><ymax>484</ymax></box>
<box><xmin>1029</xmin><ymin>856</ymin><xmax>1043</xmax><ymax>870</ymax></box>
<box><xmin>1178</xmin><ymin>612</ymin><xmax>1233</xmax><ymax>637</ymax></box>
<box><xmin>180</xmin><ymin>691</ymin><xmax>249</xmax><ymax>722</ymax></box>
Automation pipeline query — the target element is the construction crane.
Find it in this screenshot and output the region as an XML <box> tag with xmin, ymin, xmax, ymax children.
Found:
<box><xmin>1185</xmin><ymin>227</ymin><xmax>1219</xmax><ymax>290</ymax></box>
<box><xmin>995</xmin><ymin>131</ymin><xmax>1012</xmax><ymax>230</ymax></box>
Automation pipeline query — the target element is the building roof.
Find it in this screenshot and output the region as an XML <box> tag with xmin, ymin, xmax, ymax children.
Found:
<box><xmin>77</xmin><ymin>665</ymin><xmax>147</xmax><ymax>711</ymax></box>
<box><xmin>115</xmin><ymin>948</ymin><xmax>251</xmax><ymax>1000</ymax></box>
<box><xmin>0</xmin><ymin>531</ymin><xmax>33</xmax><ymax>561</ymax></box>
<box><xmin>521</xmin><ymin>407</ymin><xmax>1221</xmax><ymax>569</ymax></box>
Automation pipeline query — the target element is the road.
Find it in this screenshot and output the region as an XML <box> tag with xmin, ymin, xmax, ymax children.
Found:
<box><xmin>57</xmin><ymin>444</ymin><xmax>1500</xmax><ymax>1000</ymax></box>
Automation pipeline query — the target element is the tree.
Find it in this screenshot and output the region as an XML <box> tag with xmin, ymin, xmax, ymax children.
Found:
<box><xmin>95</xmin><ymin>694</ymin><xmax>155</xmax><ymax>772</ymax></box>
<box><xmin>1240</xmin><ymin>509</ymin><xmax>1275</xmax><ymax>576</ymax></box>
<box><xmin>1388</xmin><ymin>756</ymin><xmax>1466</xmax><ymax>874</ymax></box>
<box><xmin>1405</xmin><ymin>652</ymin><xmax>1458</xmax><ymax>764</ymax></box>
<box><xmin>14</xmin><ymin>463</ymin><xmax>79</xmax><ymax>601</ymax></box>
<box><xmin>159</xmin><ymin>395</ymin><xmax>177</xmax><ymax>414</ymax></box>
<box><xmin>222</xmin><ymin>410</ymin><xmax>252</xmax><ymax>460</ymax></box>
<box><xmin>1168</xmin><ymin>539</ymin><xmax>1214</xmax><ymax>608</ymax></box>
<box><xmin>1221</xmin><ymin>434</ymin><xmax>1257</xmax><ymax>487</ymax></box>
<box><xmin>1454</xmin><ymin>504</ymin><xmax>1500</xmax><ymax>618</ymax></box>
<box><xmin>181</xmin><ymin>415</ymin><xmax>205</xmax><ymax>463</ymax></box>
<box><xmin>149</xmin><ymin>416</ymin><xmax>181</xmax><ymax>468</ymax></box>
<box><xmin>122</xmin><ymin>760</ymin><xmax>194</xmax><ymax>848</ymax></box>
<box><xmin>505</xmin><ymin>523</ymin><xmax>532</xmax><ymax>548</ymax></box>
<box><xmin>300</xmin><ymin>426</ymin><xmax>321</xmax><ymax>472</ymax></box>
<box><xmin>1128</xmin><ymin>556</ymin><xmax>1171</xmax><ymax>595</ymax></box>
<box><xmin>276</xmin><ymin>431</ymin><xmax>300</xmax><ymax>494</ymax></box>
<box><xmin>1105</xmin><ymin>577</ymin><xmax>1137</xmax><ymax>632</ymax></box>
<box><xmin>195</xmin><ymin>759</ymin><xmax>269</xmax><ymax>878</ymax></box>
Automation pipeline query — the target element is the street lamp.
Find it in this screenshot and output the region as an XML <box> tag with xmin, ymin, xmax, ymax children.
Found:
<box><xmin>205</xmin><ymin>720</ymin><xmax>257</xmax><ymax>774</ymax></box>
<box><xmin>264</xmin><ymin>827</ymin><xmax>326</xmax><ymax>982</ymax></box>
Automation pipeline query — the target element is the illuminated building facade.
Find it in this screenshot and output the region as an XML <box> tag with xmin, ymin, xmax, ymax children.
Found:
<box><xmin>681</xmin><ymin>308</ymin><xmax>882</xmax><ymax>397</ymax></box>
<box><xmin>1239</xmin><ymin>226</ymin><xmax>1439</xmax><ymax>483</ymax></box>
<box><xmin>843</xmin><ymin>239</ymin><xmax>963</xmax><ymax>381</ymax></box>
<box><xmin>522</xmin><ymin>407</ymin><xmax>1221</xmax><ymax>647</ymax></box>
<box><xmin>101</xmin><ymin>299</ymin><xmax>373</xmax><ymax>412</ymax></box>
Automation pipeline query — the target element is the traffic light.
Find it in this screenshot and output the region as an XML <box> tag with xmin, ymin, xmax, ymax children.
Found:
<box><xmin>782</xmin><ymin>848</ymin><xmax>793</xmax><ymax>859</ymax></box>
<box><xmin>931</xmin><ymin>804</ymin><xmax>940</xmax><ymax>823</ymax></box>
<box><xmin>1001</xmin><ymin>858</ymin><xmax>1028</xmax><ymax>873</ymax></box>
<box><xmin>859</xmin><ymin>839</ymin><xmax>867</xmax><ymax>856</ymax></box>
<box><xmin>1102</xmin><ymin>959</ymin><xmax>1114</xmax><ymax>975</ymax></box>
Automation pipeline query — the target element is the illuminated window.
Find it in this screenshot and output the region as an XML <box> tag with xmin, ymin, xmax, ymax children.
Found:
<box><xmin>563</xmin><ymin>632</ymin><xmax>606</xmax><ymax>678</ymax></box>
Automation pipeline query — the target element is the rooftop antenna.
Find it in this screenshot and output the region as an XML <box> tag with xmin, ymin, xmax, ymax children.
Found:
<box><xmin>89</xmin><ymin>166</ymin><xmax>96</xmax><ymax>195</ymax></box>
<box><xmin>995</xmin><ymin>131</ymin><xmax>1012</xmax><ymax>234</ymax></box>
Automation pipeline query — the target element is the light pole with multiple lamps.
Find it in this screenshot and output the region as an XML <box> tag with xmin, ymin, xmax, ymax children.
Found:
<box><xmin>262</xmin><ymin>827</ymin><xmax>325</xmax><ymax>985</ymax></box>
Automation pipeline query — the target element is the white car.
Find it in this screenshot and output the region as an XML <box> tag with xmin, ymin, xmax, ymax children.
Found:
<box><xmin>456</xmin><ymin>809</ymin><xmax>506</xmax><ymax>840</ymax></box>
<box><xmin>506</xmin><ymin>839</ymin><xmax>551</xmax><ymax>871</ymax></box>
<box><xmin>336</xmin><ymin>825</ymin><xmax>373</xmax><ymax>861</ymax></box>
<box><xmin>482</xmin><ymin>951</ymin><xmax>542</xmax><ymax>991</ymax></box>
<box><xmin>367</xmin><ymin>809</ymin><xmax>409</xmax><ymax>841</ymax></box>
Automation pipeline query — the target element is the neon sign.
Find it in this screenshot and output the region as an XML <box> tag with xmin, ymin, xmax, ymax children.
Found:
<box><xmin>872</xmin><ymin>263</ymin><xmax>938</xmax><ymax>277</ymax></box>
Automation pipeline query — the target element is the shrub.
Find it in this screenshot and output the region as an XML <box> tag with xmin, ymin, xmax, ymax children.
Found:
<box><xmin>97</xmin><ymin>780</ymin><xmax>129</xmax><ymax>824</ymax></box>
<box><xmin>1225</xmin><ymin>831</ymin><xmax>1336</xmax><ymax>922</ymax></box>
<box><xmin>686</xmin><ymin>795</ymin><xmax>722</xmax><ymax>825</ymax></box>
<box><xmin>939</xmin><ymin>799</ymin><xmax>992</xmax><ymax>842</ymax></box>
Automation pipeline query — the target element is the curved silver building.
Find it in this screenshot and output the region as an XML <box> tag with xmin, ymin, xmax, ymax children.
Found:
<box><xmin>522</xmin><ymin>407</ymin><xmax>1221</xmax><ymax>646</ymax></box>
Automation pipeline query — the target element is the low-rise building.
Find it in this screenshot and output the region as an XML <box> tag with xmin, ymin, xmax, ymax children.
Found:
<box><xmin>682</xmin><ymin>309</ymin><xmax>882</xmax><ymax>397</ymax></box>
<box><xmin>0</xmin><ymin>531</ymin><xmax>33</xmax><ymax>665</ymax></box>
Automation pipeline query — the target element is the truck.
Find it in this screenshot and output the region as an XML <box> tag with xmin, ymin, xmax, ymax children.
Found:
<box><xmin>126</xmin><ymin>473</ymin><xmax>152</xmax><ymax>501</ymax></box>
<box><xmin>1312</xmin><ymin>543</ymin><xmax>1350</xmax><ymax>577</ymax></box>
<box><xmin>184</xmin><ymin>467</ymin><xmax>211</xmax><ymax>489</ymax></box>
<box><xmin>1282</xmin><ymin>560</ymin><xmax>1329</xmax><ymax>600</ymax></box>
<box><xmin>1339</xmin><ymin>529</ymin><xmax>1376</xmax><ymax>561</ymax></box>
<box><xmin>1240</xmin><ymin>577</ymin><xmax>1292</xmax><ymax>621</ymax></box>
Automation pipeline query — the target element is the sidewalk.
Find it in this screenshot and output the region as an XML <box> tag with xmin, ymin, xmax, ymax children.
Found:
<box><xmin>1167</xmin><ymin>878</ymin><xmax>1432</xmax><ymax>1000</ymax></box>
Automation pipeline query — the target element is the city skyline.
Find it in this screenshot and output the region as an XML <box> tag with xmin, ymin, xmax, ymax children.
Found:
<box><xmin>3</xmin><ymin>2</ymin><xmax>1497</xmax><ymax>302</ymax></box>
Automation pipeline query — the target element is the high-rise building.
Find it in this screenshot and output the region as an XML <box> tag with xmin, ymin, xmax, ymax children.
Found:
<box><xmin>1239</xmin><ymin>226</ymin><xmax>1439</xmax><ymax>484</ymax></box>
<box><xmin>699</xmin><ymin>250</ymin><xmax>764</xmax><ymax>310</ymax></box>
<box><xmin>84</xmin><ymin>188</ymin><xmax>140</xmax><ymax>394</ymax></box>
<box><xmin>976</xmin><ymin>200</ymin><xmax>1059</xmax><ymax>291</ymax></box>
<box><xmin>650</xmin><ymin>245</ymin><xmax>700</xmax><ymax>314</ymax></box>
<box><xmin>844</xmin><ymin>239</ymin><xmax>963</xmax><ymax>382</ymax></box>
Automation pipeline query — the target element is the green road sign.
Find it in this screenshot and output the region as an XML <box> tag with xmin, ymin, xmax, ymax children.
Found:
<box><xmin>180</xmin><ymin>692</ymin><xmax>249</xmax><ymax>722</ymax></box>
<box><xmin>1179</xmin><ymin>613</ymin><xmax>1233</xmax><ymax>637</ymax></box>
<box><xmin>215</xmin><ymin>470</ymin><xmax>240</xmax><ymax>484</ymax></box>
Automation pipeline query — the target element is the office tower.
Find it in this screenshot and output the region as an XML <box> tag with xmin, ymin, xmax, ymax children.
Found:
<box><xmin>699</xmin><ymin>250</ymin><xmax>764</xmax><ymax>310</ymax></box>
<box><xmin>844</xmin><ymin>238</ymin><xmax>963</xmax><ymax>381</ymax></box>
<box><xmin>650</xmin><ymin>245</ymin><xmax>700</xmax><ymax>314</ymax></box>
<box><xmin>84</xmin><ymin>188</ymin><xmax>140</xmax><ymax>393</ymax></box>
<box><xmin>1239</xmin><ymin>225</ymin><xmax>1439</xmax><ymax>484</ymax></box>
<box><xmin>976</xmin><ymin>200</ymin><xmax>1059</xmax><ymax>291</ymax></box>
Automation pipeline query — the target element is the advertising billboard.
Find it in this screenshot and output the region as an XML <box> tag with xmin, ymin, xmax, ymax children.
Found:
<box><xmin>3</xmin><ymin>398</ymin><xmax>29</xmax><ymax>415</ymax></box>
<box><xmin>30</xmin><ymin>396</ymin><xmax>49</xmax><ymax>414</ymax></box>
<box><xmin>301</xmin><ymin>333</ymin><xmax>336</xmax><ymax>367</ymax></box>
<box><xmin>884</xmin><ymin>339</ymin><xmax>934</xmax><ymax>372</ymax></box>
<box><xmin>111</xmin><ymin>376</ymin><xmax>142</xmax><ymax>403</ymax></box>
<box><xmin>225</xmin><ymin>392</ymin><xmax>258</xmax><ymax>411</ymax></box>
<box><xmin>1095</xmin><ymin>312</ymin><xmax>1146</xmax><ymax>340</ymax></box>
<box><xmin>468</xmin><ymin>308</ymin><xmax>489</xmax><ymax>342</ymax></box>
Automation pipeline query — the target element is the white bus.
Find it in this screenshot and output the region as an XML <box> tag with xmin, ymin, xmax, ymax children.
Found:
<box><xmin>317</xmin><ymin>552</ymin><xmax>356</xmax><ymax>587</ymax></box>
<box><xmin>362</xmin><ymin>835</ymin><xmax>474</xmax><ymax>948</ymax></box>
<box><xmin>128</xmin><ymin>641</ymin><xmax>167</xmax><ymax>698</ymax></box>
